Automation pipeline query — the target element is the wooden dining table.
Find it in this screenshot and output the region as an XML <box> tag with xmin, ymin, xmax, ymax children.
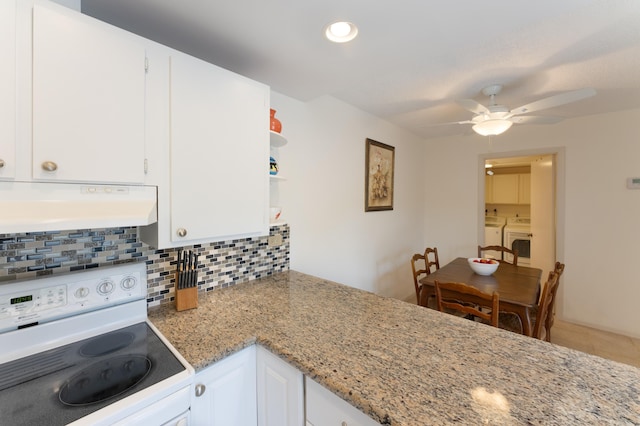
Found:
<box><xmin>418</xmin><ymin>257</ymin><xmax>543</xmax><ymax>336</ymax></box>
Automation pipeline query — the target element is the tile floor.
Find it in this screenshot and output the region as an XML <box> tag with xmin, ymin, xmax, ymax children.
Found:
<box><xmin>550</xmin><ymin>319</ymin><xmax>640</xmax><ymax>368</ymax></box>
<box><xmin>409</xmin><ymin>296</ymin><xmax>640</xmax><ymax>368</ymax></box>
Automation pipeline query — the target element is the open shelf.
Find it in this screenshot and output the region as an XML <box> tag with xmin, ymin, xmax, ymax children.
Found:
<box><xmin>270</xmin><ymin>131</ymin><xmax>287</xmax><ymax>147</ymax></box>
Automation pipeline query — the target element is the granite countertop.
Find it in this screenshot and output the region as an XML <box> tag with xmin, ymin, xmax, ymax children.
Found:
<box><xmin>148</xmin><ymin>270</ymin><xmax>640</xmax><ymax>425</ymax></box>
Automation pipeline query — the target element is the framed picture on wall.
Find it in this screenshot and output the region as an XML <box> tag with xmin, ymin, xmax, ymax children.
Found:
<box><xmin>365</xmin><ymin>138</ymin><xmax>395</xmax><ymax>211</ymax></box>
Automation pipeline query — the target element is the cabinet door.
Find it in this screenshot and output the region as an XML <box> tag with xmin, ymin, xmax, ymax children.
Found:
<box><xmin>518</xmin><ymin>173</ymin><xmax>531</xmax><ymax>204</ymax></box>
<box><xmin>484</xmin><ymin>175</ymin><xmax>493</xmax><ymax>203</ymax></box>
<box><xmin>491</xmin><ymin>174</ymin><xmax>519</xmax><ymax>204</ymax></box>
<box><xmin>256</xmin><ymin>345</ymin><xmax>303</xmax><ymax>426</ymax></box>
<box><xmin>191</xmin><ymin>346</ymin><xmax>257</xmax><ymax>426</ymax></box>
<box><xmin>32</xmin><ymin>4</ymin><xmax>145</xmax><ymax>184</ymax></box>
<box><xmin>306</xmin><ymin>377</ymin><xmax>381</xmax><ymax>426</ymax></box>
<box><xmin>169</xmin><ymin>52</ymin><xmax>269</xmax><ymax>244</ymax></box>
<box><xmin>0</xmin><ymin>0</ymin><xmax>16</xmax><ymax>180</ymax></box>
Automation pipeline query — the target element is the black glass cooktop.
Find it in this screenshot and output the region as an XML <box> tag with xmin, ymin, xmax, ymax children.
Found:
<box><xmin>0</xmin><ymin>322</ymin><xmax>186</xmax><ymax>426</ymax></box>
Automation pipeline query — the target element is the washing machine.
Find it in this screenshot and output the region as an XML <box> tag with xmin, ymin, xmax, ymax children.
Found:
<box><xmin>484</xmin><ymin>216</ymin><xmax>506</xmax><ymax>260</ymax></box>
<box><xmin>504</xmin><ymin>217</ymin><xmax>531</xmax><ymax>266</ymax></box>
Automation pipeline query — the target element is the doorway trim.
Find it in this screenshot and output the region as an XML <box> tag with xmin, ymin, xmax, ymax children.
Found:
<box><xmin>477</xmin><ymin>147</ymin><xmax>566</xmax><ymax>298</ymax></box>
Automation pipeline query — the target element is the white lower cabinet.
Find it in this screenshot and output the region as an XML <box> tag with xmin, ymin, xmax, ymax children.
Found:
<box><xmin>305</xmin><ymin>377</ymin><xmax>381</xmax><ymax>426</ymax></box>
<box><xmin>191</xmin><ymin>345</ymin><xmax>378</xmax><ymax>426</ymax></box>
<box><xmin>256</xmin><ymin>345</ymin><xmax>304</xmax><ymax>426</ymax></box>
<box><xmin>191</xmin><ymin>346</ymin><xmax>257</xmax><ymax>426</ymax></box>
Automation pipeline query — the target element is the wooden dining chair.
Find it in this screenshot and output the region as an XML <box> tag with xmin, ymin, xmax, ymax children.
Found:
<box><xmin>497</xmin><ymin>268</ymin><xmax>563</xmax><ymax>340</ymax></box>
<box><xmin>424</xmin><ymin>247</ymin><xmax>440</xmax><ymax>273</ymax></box>
<box><xmin>411</xmin><ymin>247</ymin><xmax>440</xmax><ymax>306</ymax></box>
<box><xmin>544</xmin><ymin>262</ymin><xmax>565</xmax><ymax>342</ymax></box>
<box><xmin>410</xmin><ymin>253</ymin><xmax>429</xmax><ymax>304</ymax></box>
<box><xmin>434</xmin><ymin>280</ymin><xmax>499</xmax><ymax>327</ymax></box>
<box><xmin>531</xmin><ymin>271</ymin><xmax>559</xmax><ymax>340</ymax></box>
<box><xmin>478</xmin><ymin>245</ymin><xmax>519</xmax><ymax>266</ymax></box>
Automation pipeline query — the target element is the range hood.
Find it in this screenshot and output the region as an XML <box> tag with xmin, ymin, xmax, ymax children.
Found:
<box><xmin>0</xmin><ymin>181</ymin><xmax>157</xmax><ymax>234</ymax></box>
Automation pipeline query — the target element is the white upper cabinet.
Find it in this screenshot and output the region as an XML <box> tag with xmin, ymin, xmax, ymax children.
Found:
<box><xmin>518</xmin><ymin>173</ymin><xmax>531</xmax><ymax>204</ymax></box>
<box><xmin>491</xmin><ymin>174</ymin><xmax>519</xmax><ymax>204</ymax></box>
<box><xmin>164</xmin><ymin>51</ymin><xmax>269</xmax><ymax>246</ymax></box>
<box><xmin>31</xmin><ymin>3</ymin><xmax>146</xmax><ymax>184</ymax></box>
<box><xmin>0</xmin><ymin>0</ymin><xmax>16</xmax><ymax>180</ymax></box>
<box><xmin>485</xmin><ymin>173</ymin><xmax>531</xmax><ymax>205</ymax></box>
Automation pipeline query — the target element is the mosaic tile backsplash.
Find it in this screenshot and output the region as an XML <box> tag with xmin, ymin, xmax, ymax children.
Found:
<box><xmin>0</xmin><ymin>224</ymin><xmax>290</xmax><ymax>307</ymax></box>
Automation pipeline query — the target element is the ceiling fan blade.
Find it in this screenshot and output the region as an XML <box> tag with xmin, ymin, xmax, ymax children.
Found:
<box><xmin>421</xmin><ymin>120</ymin><xmax>474</xmax><ymax>127</ymax></box>
<box><xmin>510</xmin><ymin>88</ymin><xmax>596</xmax><ymax>116</ymax></box>
<box><xmin>510</xmin><ymin>115</ymin><xmax>564</xmax><ymax>124</ymax></box>
<box><xmin>457</xmin><ymin>99</ymin><xmax>489</xmax><ymax>114</ymax></box>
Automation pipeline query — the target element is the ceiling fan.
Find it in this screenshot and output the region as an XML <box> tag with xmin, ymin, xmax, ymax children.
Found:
<box><xmin>443</xmin><ymin>84</ymin><xmax>596</xmax><ymax>136</ymax></box>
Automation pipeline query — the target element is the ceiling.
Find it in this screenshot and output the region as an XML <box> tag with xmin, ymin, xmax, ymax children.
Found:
<box><xmin>81</xmin><ymin>0</ymin><xmax>640</xmax><ymax>139</ymax></box>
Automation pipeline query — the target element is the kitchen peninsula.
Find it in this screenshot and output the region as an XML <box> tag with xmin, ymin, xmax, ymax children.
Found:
<box><xmin>148</xmin><ymin>271</ymin><xmax>640</xmax><ymax>425</ymax></box>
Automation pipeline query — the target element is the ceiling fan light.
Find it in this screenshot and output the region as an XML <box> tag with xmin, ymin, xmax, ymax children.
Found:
<box><xmin>472</xmin><ymin>119</ymin><xmax>513</xmax><ymax>136</ymax></box>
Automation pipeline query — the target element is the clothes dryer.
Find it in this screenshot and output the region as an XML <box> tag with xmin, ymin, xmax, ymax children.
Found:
<box><xmin>504</xmin><ymin>217</ymin><xmax>531</xmax><ymax>266</ymax></box>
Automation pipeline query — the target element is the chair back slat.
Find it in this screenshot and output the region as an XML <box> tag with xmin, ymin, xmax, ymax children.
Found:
<box><xmin>435</xmin><ymin>280</ymin><xmax>499</xmax><ymax>327</ymax></box>
<box><xmin>478</xmin><ymin>245</ymin><xmax>518</xmax><ymax>266</ymax></box>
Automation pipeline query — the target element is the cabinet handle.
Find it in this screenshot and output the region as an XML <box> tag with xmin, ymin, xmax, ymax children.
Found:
<box><xmin>41</xmin><ymin>161</ymin><xmax>58</xmax><ymax>172</ymax></box>
<box><xmin>176</xmin><ymin>228</ymin><xmax>188</xmax><ymax>238</ymax></box>
<box><xmin>195</xmin><ymin>383</ymin><xmax>206</xmax><ymax>397</ymax></box>
<box><xmin>0</xmin><ymin>159</ymin><xmax>4</xmax><ymax>168</ymax></box>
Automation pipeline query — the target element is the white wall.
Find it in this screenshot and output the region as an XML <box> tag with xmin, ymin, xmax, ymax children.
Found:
<box><xmin>271</xmin><ymin>89</ymin><xmax>639</xmax><ymax>338</ymax></box>
<box><xmin>270</xmin><ymin>93</ymin><xmax>426</xmax><ymax>301</ymax></box>
<box><xmin>424</xmin><ymin>108</ymin><xmax>640</xmax><ymax>338</ymax></box>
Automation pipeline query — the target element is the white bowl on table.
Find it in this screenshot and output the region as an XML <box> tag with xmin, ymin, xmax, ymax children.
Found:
<box><xmin>468</xmin><ymin>258</ymin><xmax>499</xmax><ymax>276</ymax></box>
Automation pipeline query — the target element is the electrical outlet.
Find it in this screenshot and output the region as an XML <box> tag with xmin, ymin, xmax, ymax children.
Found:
<box><xmin>268</xmin><ymin>234</ymin><xmax>283</xmax><ymax>246</ymax></box>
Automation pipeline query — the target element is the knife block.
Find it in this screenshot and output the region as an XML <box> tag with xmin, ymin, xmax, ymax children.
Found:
<box><xmin>175</xmin><ymin>272</ymin><xmax>198</xmax><ymax>311</ymax></box>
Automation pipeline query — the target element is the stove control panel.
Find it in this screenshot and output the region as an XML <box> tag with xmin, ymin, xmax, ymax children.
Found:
<box><xmin>0</xmin><ymin>263</ymin><xmax>146</xmax><ymax>332</ymax></box>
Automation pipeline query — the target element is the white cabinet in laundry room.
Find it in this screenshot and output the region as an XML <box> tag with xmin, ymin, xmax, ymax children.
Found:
<box><xmin>141</xmin><ymin>48</ymin><xmax>270</xmax><ymax>248</ymax></box>
<box><xmin>0</xmin><ymin>0</ymin><xmax>16</xmax><ymax>180</ymax></box>
<box><xmin>30</xmin><ymin>2</ymin><xmax>146</xmax><ymax>184</ymax></box>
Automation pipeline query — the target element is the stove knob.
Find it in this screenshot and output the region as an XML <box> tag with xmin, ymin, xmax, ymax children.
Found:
<box><xmin>97</xmin><ymin>280</ymin><xmax>115</xmax><ymax>295</ymax></box>
<box><xmin>75</xmin><ymin>287</ymin><xmax>90</xmax><ymax>298</ymax></box>
<box><xmin>120</xmin><ymin>276</ymin><xmax>137</xmax><ymax>290</ymax></box>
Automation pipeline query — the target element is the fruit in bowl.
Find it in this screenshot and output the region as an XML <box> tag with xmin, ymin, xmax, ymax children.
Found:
<box><xmin>468</xmin><ymin>257</ymin><xmax>499</xmax><ymax>276</ymax></box>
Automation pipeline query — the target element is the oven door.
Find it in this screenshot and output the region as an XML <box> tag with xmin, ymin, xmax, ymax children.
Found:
<box><xmin>505</xmin><ymin>230</ymin><xmax>531</xmax><ymax>266</ymax></box>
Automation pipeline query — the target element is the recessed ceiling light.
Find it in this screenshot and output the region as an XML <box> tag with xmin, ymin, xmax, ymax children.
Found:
<box><xmin>325</xmin><ymin>21</ymin><xmax>358</xmax><ymax>43</ymax></box>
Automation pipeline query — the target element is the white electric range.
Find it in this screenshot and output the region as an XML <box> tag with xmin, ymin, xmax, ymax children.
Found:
<box><xmin>0</xmin><ymin>262</ymin><xmax>193</xmax><ymax>425</ymax></box>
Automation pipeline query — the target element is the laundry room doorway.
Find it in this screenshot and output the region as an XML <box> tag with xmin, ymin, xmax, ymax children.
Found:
<box><xmin>480</xmin><ymin>151</ymin><xmax>560</xmax><ymax>275</ymax></box>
